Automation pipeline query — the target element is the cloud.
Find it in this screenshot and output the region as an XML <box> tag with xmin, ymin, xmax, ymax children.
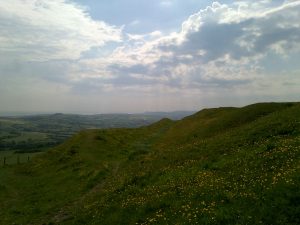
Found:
<box><xmin>0</xmin><ymin>0</ymin><xmax>122</xmax><ymax>61</ymax></box>
<box><xmin>158</xmin><ymin>1</ymin><xmax>300</xmax><ymax>60</ymax></box>
<box><xmin>100</xmin><ymin>0</ymin><xmax>300</xmax><ymax>91</ymax></box>
<box><xmin>1</xmin><ymin>0</ymin><xmax>300</xmax><ymax>113</ymax></box>
<box><xmin>22</xmin><ymin>0</ymin><xmax>297</xmax><ymax>93</ymax></box>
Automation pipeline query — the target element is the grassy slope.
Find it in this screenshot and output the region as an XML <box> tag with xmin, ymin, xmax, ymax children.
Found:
<box><xmin>0</xmin><ymin>103</ymin><xmax>300</xmax><ymax>225</ymax></box>
<box><xmin>0</xmin><ymin>151</ymin><xmax>42</xmax><ymax>165</ymax></box>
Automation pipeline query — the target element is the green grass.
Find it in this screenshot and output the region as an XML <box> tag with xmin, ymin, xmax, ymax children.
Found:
<box><xmin>0</xmin><ymin>102</ymin><xmax>299</xmax><ymax>225</ymax></box>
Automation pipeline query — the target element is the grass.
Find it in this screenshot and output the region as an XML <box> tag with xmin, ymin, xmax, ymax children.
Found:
<box><xmin>0</xmin><ymin>102</ymin><xmax>299</xmax><ymax>224</ymax></box>
<box><xmin>0</xmin><ymin>151</ymin><xmax>43</xmax><ymax>165</ymax></box>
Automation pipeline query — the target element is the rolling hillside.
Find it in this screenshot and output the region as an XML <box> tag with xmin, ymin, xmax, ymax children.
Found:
<box><xmin>0</xmin><ymin>103</ymin><xmax>299</xmax><ymax>225</ymax></box>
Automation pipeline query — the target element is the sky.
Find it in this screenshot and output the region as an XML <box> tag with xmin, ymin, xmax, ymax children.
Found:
<box><xmin>0</xmin><ymin>0</ymin><xmax>300</xmax><ymax>114</ymax></box>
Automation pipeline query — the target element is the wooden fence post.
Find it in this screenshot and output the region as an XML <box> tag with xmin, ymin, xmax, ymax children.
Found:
<box><xmin>3</xmin><ymin>156</ymin><xmax>6</xmax><ymax>166</ymax></box>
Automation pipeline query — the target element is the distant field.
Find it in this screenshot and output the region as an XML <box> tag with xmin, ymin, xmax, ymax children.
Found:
<box><xmin>0</xmin><ymin>118</ymin><xmax>27</xmax><ymax>125</ymax></box>
<box><xmin>4</xmin><ymin>132</ymin><xmax>49</xmax><ymax>142</ymax></box>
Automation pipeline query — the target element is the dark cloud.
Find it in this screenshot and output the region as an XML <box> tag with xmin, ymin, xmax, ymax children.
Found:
<box><xmin>160</xmin><ymin>21</ymin><xmax>249</xmax><ymax>62</ymax></box>
<box><xmin>158</xmin><ymin>2</ymin><xmax>300</xmax><ymax>62</ymax></box>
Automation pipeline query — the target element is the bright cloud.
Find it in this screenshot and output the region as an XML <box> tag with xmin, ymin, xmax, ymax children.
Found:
<box><xmin>0</xmin><ymin>0</ymin><xmax>122</xmax><ymax>61</ymax></box>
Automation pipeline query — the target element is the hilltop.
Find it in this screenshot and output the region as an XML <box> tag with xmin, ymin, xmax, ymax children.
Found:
<box><xmin>0</xmin><ymin>102</ymin><xmax>299</xmax><ymax>225</ymax></box>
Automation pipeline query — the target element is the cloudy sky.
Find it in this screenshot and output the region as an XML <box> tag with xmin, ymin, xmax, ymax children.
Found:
<box><xmin>0</xmin><ymin>0</ymin><xmax>300</xmax><ymax>114</ymax></box>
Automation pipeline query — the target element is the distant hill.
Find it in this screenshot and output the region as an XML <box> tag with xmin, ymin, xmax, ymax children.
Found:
<box><xmin>0</xmin><ymin>102</ymin><xmax>299</xmax><ymax>224</ymax></box>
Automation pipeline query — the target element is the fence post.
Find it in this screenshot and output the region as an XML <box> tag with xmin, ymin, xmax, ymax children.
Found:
<box><xmin>3</xmin><ymin>156</ymin><xmax>6</xmax><ymax>166</ymax></box>
<box><xmin>28</xmin><ymin>156</ymin><xmax>30</xmax><ymax>162</ymax></box>
<box><xmin>17</xmin><ymin>155</ymin><xmax>20</xmax><ymax>164</ymax></box>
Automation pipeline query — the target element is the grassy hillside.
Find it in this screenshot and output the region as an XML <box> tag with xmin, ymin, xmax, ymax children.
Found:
<box><xmin>0</xmin><ymin>102</ymin><xmax>299</xmax><ymax>225</ymax></box>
